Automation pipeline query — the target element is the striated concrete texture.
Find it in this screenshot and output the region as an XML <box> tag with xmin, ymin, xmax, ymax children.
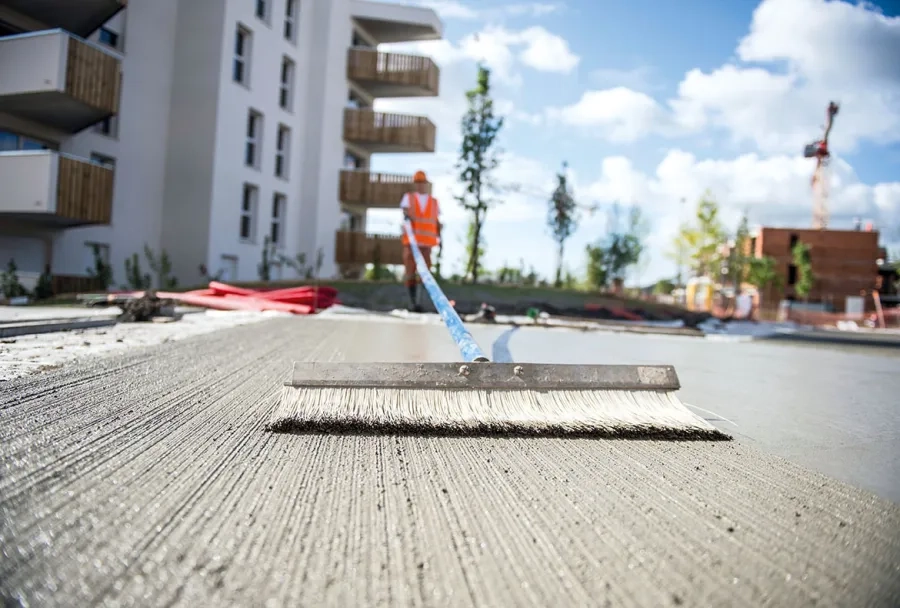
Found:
<box><xmin>1</xmin><ymin>318</ymin><xmax>899</xmax><ymax>607</ymax></box>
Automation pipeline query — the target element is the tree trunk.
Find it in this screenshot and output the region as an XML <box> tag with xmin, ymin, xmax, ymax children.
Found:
<box><xmin>555</xmin><ymin>240</ymin><xmax>564</xmax><ymax>287</ymax></box>
<box><xmin>470</xmin><ymin>219</ymin><xmax>482</xmax><ymax>283</ymax></box>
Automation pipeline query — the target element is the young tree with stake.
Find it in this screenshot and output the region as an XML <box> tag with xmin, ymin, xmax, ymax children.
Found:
<box><xmin>456</xmin><ymin>64</ymin><xmax>504</xmax><ymax>284</ymax></box>
<box><xmin>547</xmin><ymin>161</ymin><xmax>579</xmax><ymax>288</ymax></box>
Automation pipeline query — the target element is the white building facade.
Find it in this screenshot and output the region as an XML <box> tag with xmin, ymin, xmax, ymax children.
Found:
<box><xmin>0</xmin><ymin>0</ymin><xmax>441</xmax><ymax>291</ymax></box>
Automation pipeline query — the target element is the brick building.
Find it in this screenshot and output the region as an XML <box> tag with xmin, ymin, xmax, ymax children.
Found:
<box><xmin>747</xmin><ymin>226</ymin><xmax>883</xmax><ymax>312</ymax></box>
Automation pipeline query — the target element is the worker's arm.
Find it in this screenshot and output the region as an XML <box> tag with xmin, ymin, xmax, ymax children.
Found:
<box><xmin>399</xmin><ymin>193</ymin><xmax>412</xmax><ymax>222</ymax></box>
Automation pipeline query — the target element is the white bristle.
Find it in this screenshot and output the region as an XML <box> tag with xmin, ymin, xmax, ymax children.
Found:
<box><xmin>267</xmin><ymin>386</ymin><xmax>731</xmax><ymax>440</ymax></box>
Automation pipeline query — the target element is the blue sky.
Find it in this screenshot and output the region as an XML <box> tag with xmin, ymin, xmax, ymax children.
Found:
<box><xmin>369</xmin><ymin>0</ymin><xmax>900</xmax><ymax>284</ymax></box>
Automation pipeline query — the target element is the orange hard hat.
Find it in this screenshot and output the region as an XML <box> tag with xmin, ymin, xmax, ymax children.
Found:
<box><xmin>413</xmin><ymin>170</ymin><xmax>427</xmax><ymax>183</ymax></box>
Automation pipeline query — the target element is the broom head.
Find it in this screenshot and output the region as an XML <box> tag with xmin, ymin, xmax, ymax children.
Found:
<box><xmin>267</xmin><ymin>362</ymin><xmax>731</xmax><ymax>441</ymax></box>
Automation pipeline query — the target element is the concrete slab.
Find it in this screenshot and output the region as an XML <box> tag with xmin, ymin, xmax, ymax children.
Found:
<box><xmin>1</xmin><ymin>318</ymin><xmax>898</xmax><ymax>607</ymax></box>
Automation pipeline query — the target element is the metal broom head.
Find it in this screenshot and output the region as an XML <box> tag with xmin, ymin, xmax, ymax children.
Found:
<box><xmin>266</xmin><ymin>362</ymin><xmax>732</xmax><ymax>441</ymax></box>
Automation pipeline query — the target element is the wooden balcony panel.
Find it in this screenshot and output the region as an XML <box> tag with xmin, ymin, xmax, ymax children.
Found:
<box><xmin>343</xmin><ymin>109</ymin><xmax>436</xmax><ymax>153</ymax></box>
<box><xmin>335</xmin><ymin>231</ymin><xmax>403</xmax><ymax>266</ymax></box>
<box><xmin>65</xmin><ymin>36</ymin><xmax>122</xmax><ymax>116</ymax></box>
<box><xmin>347</xmin><ymin>48</ymin><xmax>439</xmax><ymax>97</ymax></box>
<box><xmin>339</xmin><ymin>170</ymin><xmax>431</xmax><ymax>209</ymax></box>
<box><xmin>56</xmin><ymin>155</ymin><xmax>114</xmax><ymax>224</ymax></box>
<box><xmin>0</xmin><ymin>31</ymin><xmax>121</xmax><ymax>132</ymax></box>
<box><xmin>0</xmin><ymin>151</ymin><xmax>113</xmax><ymax>226</ymax></box>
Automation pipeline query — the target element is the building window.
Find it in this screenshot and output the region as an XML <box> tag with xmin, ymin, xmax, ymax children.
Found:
<box><xmin>233</xmin><ymin>25</ymin><xmax>251</xmax><ymax>84</ymax></box>
<box><xmin>271</xmin><ymin>193</ymin><xmax>286</xmax><ymax>246</ymax></box>
<box><xmin>98</xmin><ymin>27</ymin><xmax>120</xmax><ymax>49</ymax></box>
<box><xmin>789</xmin><ymin>233</ymin><xmax>798</xmax><ymax>252</ymax></box>
<box><xmin>788</xmin><ymin>265</ymin><xmax>797</xmax><ymax>286</ymax></box>
<box><xmin>240</xmin><ymin>183</ymin><xmax>259</xmax><ymax>242</ymax></box>
<box><xmin>344</xmin><ymin>151</ymin><xmax>362</xmax><ymax>169</ymax></box>
<box><xmin>90</xmin><ymin>152</ymin><xmax>116</xmax><ymax>168</ymax></box>
<box><xmin>0</xmin><ymin>130</ymin><xmax>53</xmax><ymax>151</ymax></box>
<box><xmin>245</xmin><ymin>109</ymin><xmax>262</xmax><ymax>168</ymax></box>
<box><xmin>279</xmin><ymin>56</ymin><xmax>295</xmax><ymax>111</ymax></box>
<box><xmin>284</xmin><ymin>0</ymin><xmax>296</xmax><ymax>42</ymax></box>
<box><xmin>93</xmin><ymin>114</ymin><xmax>119</xmax><ymax>138</ymax></box>
<box><xmin>255</xmin><ymin>0</ymin><xmax>269</xmax><ymax>22</ymax></box>
<box><xmin>275</xmin><ymin>124</ymin><xmax>290</xmax><ymax>178</ymax></box>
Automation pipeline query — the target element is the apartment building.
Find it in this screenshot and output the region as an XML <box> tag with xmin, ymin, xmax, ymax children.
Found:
<box><xmin>0</xmin><ymin>0</ymin><xmax>441</xmax><ymax>292</ymax></box>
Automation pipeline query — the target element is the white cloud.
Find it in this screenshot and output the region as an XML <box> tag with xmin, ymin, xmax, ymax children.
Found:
<box><xmin>546</xmin><ymin>0</ymin><xmax>900</xmax><ymax>154</ymax></box>
<box><xmin>545</xmin><ymin>88</ymin><xmax>668</xmax><ymax>143</ymax></box>
<box><xmin>515</xmin><ymin>26</ymin><xmax>580</xmax><ymax>73</ymax></box>
<box><xmin>589</xmin><ymin>66</ymin><xmax>659</xmax><ymax>93</ymax></box>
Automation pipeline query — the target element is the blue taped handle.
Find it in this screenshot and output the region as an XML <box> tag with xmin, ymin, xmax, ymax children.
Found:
<box><xmin>403</xmin><ymin>220</ymin><xmax>490</xmax><ymax>362</ymax></box>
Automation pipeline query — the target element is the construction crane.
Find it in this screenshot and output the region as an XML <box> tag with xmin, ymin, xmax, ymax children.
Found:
<box><xmin>803</xmin><ymin>101</ymin><xmax>839</xmax><ymax>229</ymax></box>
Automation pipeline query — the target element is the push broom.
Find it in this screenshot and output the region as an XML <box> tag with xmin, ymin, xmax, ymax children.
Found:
<box><xmin>267</xmin><ymin>221</ymin><xmax>730</xmax><ymax>440</ymax></box>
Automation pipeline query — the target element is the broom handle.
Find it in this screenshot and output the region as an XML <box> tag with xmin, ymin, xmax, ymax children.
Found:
<box><xmin>403</xmin><ymin>219</ymin><xmax>490</xmax><ymax>362</ymax></box>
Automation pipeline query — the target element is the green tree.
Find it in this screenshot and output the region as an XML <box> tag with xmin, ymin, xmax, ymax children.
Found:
<box><xmin>730</xmin><ymin>213</ymin><xmax>752</xmax><ymax>288</ymax></box>
<box><xmin>86</xmin><ymin>244</ymin><xmax>113</xmax><ymax>290</ymax></box>
<box><xmin>547</xmin><ymin>161</ymin><xmax>579</xmax><ymax>287</ymax></box>
<box><xmin>1</xmin><ymin>259</ymin><xmax>27</xmax><ymax>299</ymax></box>
<box><xmin>677</xmin><ymin>192</ymin><xmax>727</xmax><ymax>277</ymax></box>
<box><xmin>585</xmin><ymin>245</ymin><xmax>607</xmax><ymax>289</ymax></box>
<box><xmin>746</xmin><ymin>256</ymin><xmax>781</xmax><ymax>292</ymax></box>
<box><xmin>456</xmin><ymin>64</ymin><xmax>504</xmax><ymax>283</ymax></box>
<box><xmin>586</xmin><ymin>203</ymin><xmax>647</xmax><ymax>289</ymax></box>
<box><xmin>792</xmin><ymin>241</ymin><xmax>815</xmax><ymax>300</ymax></box>
<box><xmin>464</xmin><ymin>219</ymin><xmax>486</xmax><ymax>281</ymax></box>
<box><xmin>257</xmin><ymin>235</ymin><xmax>277</xmax><ymax>281</ymax></box>
<box><xmin>653</xmin><ymin>278</ymin><xmax>676</xmax><ymax>295</ymax></box>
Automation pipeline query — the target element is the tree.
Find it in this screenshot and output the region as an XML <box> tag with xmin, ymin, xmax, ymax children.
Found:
<box><xmin>456</xmin><ymin>64</ymin><xmax>504</xmax><ymax>283</ymax></box>
<box><xmin>585</xmin><ymin>244</ymin><xmax>607</xmax><ymax>289</ymax></box>
<box><xmin>746</xmin><ymin>256</ymin><xmax>781</xmax><ymax>292</ymax></box>
<box><xmin>653</xmin><ymin>278</ymin><xmax>676</xmax><ymax>295</ymax></box>
<box><xmin>547</xmin><ymin>161</ymin><xmax>579</xmax><ymax>287</ymax></box>
<box><xmin>464</xmin><ymin>219</ymin><xmax>486</xmax><ymax>281</ymax></box>
<box><xmin>585</xmin><ymin>203</ymin><xmax>647</xmax><ymax>290</ymax></box>
<box><xmin>730</xmin><ymin>213</ymin><xmax>752</xmax><ymax>288</ymax></box>
<box><xmin>86</xmin><ymin>244</ymin><xmax>113</xmax><ymax>290</ymax></box>
<box><xmin>677</xmin><ymin>192</ymin><xmax>727</xmax><ymax>277</ymax></box>
<box><xmin>792</xmin><ymin>241</ymin><xmax>815</xmax><ymax>300</ymax></box>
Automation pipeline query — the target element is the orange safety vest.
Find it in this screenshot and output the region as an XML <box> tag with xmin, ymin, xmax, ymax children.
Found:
<box><xmin>401</xmin><ymin>192</ymin><xmax>439</xmax><ymax>248</ymax></box>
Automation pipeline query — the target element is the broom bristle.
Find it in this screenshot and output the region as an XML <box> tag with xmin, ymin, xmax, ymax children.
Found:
<box><xmin>266</xmin><ymin>386</ymin><xmax>732</xmax><ymax>440</ymax></box>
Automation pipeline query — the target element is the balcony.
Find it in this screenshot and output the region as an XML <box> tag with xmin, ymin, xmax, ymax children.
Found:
<box><xmin>339</xmin><ymin>170</ymin><xmax>431</xmax><ymax>209</ymax></box>
<box><xmin>0</xmin><ymin>0</ymin><xmax>126</xmax><ymax>38</ymax></box>
<box><xmin>344</xmin><ymin>109</ymin><xmax>435</xmax><ymax>153</ymax></box>
<box><xmin>335</xmin><ymin>231</ymin><xmax>403</xmax><ymax>266</ymax></box>
<box><xmin>0</xmin><ymin>30</ymin><xmax>121</xmax><ymax>133</ymax></box>
<box><xmin>347</xmin><ymin>48</ymin><xmax>439</xmax><ymax>98</ymax></box>
<box><xmin>350</xmin><ymin>0</ymin><xmax>442</xmax><ymax>44</ymax></box>
<box><xmin>0</xmin><ymin>150</ymin><xmax>114</xmax><ymax>226</ymax></box>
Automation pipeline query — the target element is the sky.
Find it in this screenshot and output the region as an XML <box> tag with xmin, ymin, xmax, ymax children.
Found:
<box><xmin>366</xmin><ymin>0</ymin><xmax>900</xmax><ymax>285</ymax></box>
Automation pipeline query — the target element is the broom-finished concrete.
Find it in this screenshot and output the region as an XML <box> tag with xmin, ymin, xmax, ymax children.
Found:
<box><xmin>1</xmin><ymin>318</ymin><xmax>898</xmax><ymax>606</ymax></box>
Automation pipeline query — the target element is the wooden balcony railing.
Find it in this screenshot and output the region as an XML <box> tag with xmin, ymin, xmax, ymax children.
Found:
<box><xmin>347</xmin><ymin>48</ymin><xmax>439</xmax><ymax>97</ymax></box>
<box><xmin>339</xmin><ymin>170</ymin><xmax>431</xmax><ymax>208</ymax></box>
<box><xmin>335</xmin><ymin>231</ymin><xmax>403</xmax><ymax>266</ymax></box>
<box><xmin>343</xmin><ymin>109</ymin><xmax>436</xmax><ymax>153</ymax></box>
<box><xmin>66</xmin><ymin>36</ymin><xmax>121</xmax><ymax>117</ymax></box>
<box><xmin>56</xmin><ymin>155</ymin><xmax>115</xmax><ymax>224</ymax></box>
<box><xmin>0</xmin><ymin>151</ymin><xmax>113</xmax><ymax>225</ymax></box>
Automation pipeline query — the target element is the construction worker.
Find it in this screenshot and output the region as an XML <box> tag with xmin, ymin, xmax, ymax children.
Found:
<box><xmin>400</xmin><ymin>170</ymin><xmax>441</xmax><ymax>312</ymax></box>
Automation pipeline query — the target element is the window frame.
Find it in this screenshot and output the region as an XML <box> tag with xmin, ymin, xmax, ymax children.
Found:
<box><xmin>240</xmin><ymin>183</ymin><xmax>259</xmax><ymax>243</ymax></box>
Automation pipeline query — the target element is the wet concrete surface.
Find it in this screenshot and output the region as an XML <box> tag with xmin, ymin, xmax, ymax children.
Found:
<box><xmin>1</xmin><ymin>317</ymin><xmax>899</xmax><ymax>607</ymax></box>
<box><xmin>485</xmin><ymin>326</ymin><xmax>900</xmax><ymax>504</ymax></box>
